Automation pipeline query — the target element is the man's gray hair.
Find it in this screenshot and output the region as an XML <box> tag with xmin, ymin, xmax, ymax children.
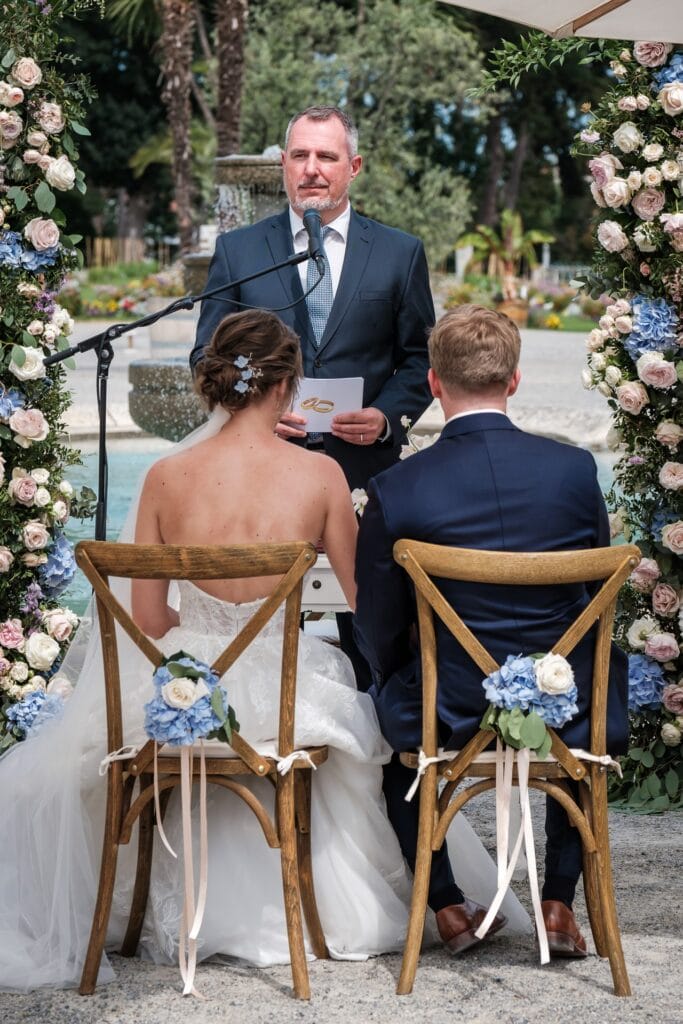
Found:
<box><xmin>284</xmin><ymin>106</ymin><xmax>359</xmax><ymax>158</ymax></box>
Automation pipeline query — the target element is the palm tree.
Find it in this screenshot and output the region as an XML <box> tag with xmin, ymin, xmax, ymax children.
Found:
<box><xmin>215</xmin><ymin>0</ymin><xmax>249</xmax><ymax>156</ymax></box>
<box><xmin>457</xmin><ymin>209</ymin><xmax>554</xmax><ymax>301</ymax></box>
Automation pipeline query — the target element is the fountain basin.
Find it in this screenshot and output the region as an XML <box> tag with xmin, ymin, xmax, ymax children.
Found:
<box><xmin>128</xmin><ymin>359</ymin><xmax>207</xmax><ymax>442</ymax></box>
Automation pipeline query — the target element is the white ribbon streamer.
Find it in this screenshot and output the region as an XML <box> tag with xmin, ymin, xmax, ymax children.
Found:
<box><xmin>276</xmin><ymin>750</ymin><xmax>317</xmax><ymax>775</ymax></box>
<box><xmin>403</xmin><ymin>748</ymin><xmax>459</xmax><ymax>803</ymax></box>
<box><xmin>98</xmin><ymin>745</ymin><xmax>139</xmax><ymax>776</ymax></box>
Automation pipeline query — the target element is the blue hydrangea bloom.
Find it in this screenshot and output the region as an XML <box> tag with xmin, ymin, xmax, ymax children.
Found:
<box><xmin>0</xmin><ymin>386</ymin><xmax>25</xmax><ymax>420</ymax></box>
<box><xmin>623</xmin><ymin>296</ymin><xmax>679</xmax><ymax>362</ymax></box>
<box><xmin>0</xmin><ymin>231</ymin><xmax>23</xmax><ymax>269</ymax></box>
<box><xmin>20</xmin><ymin>246</ymin><xmax>60</xmax><ymax>272</ymax></box>
<box><xmin>651</xmin><ymin>51</ymin><xmax>683</xmax><ymax>90</ymax></box>
<box><xmin>627</xmin><ymin>654</ymin><xmax>665</xmax><ymax>711</ymax></box>
<box><xmin>6</xmin><ymin>691</ymin><xmax>64</xmax><ymax>738</ymax></box>
<box><xmin>38</xmin><ymin>532</ymin><xmax>76</xmax><ymax>598</ymax></box>
<box><xmin>144</xmin><ymin>654</ymin><xmax>228</xmax><ymax>746</ymax></box>
<box><xmin>483</xmin><ymin>653</ymin><xmax>578</xmax><ymax>729</ymax></box>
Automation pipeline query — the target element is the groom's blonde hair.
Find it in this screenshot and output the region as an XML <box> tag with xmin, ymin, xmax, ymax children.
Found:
<box><xmin>429</xmin><ymin>305</ymin><xmax>520</xmax><ymax>393</ymax></box>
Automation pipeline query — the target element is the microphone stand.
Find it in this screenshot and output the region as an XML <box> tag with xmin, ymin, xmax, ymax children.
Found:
<box><xmin>44</xmin><ymin>249</ymin><xmax>316</xmax><ymax>540</ymax></box>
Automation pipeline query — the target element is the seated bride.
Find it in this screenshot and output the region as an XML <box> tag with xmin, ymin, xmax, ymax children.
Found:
<box><xmin>0</xmin><ymin>309</ymin><xmax>529</xmax><ymax>992</ymax></box>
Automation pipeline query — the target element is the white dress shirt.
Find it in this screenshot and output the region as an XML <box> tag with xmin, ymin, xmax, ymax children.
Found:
<box><xmin>289</xmin><ymin>204</ymin><xmax>351</xmax><ymax>297</ymax></box>
<box><xmin>445</xmin><ymin>408</ymin><xmax>508</xmax><ymax>425</ymax></box>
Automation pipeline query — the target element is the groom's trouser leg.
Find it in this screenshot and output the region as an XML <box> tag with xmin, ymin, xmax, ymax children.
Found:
<box><xmin>542</xmin><ymin>785</ymin><xmax>583</xmax><ymax>908</ymax></box>
<box><xmin>337</xmin><ymin>612</ymin><xmax>373</xmax><ymax>692</ymax></box>
<box><xmin>383</xmin><ymin>754</ymin><xmax>464</xmax><ymax>911</ymax></box>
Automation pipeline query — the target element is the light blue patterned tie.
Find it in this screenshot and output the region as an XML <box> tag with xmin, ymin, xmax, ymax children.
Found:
<box><xmin>305</xmin><ymin>225</ymin><xmax>334</xmax><ymax>346</ymax></box>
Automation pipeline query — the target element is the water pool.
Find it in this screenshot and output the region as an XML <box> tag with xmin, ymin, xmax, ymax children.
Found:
<box><xmin>61</xmin><ymin>439</ymin><xmax>617</xmax><ymax>616</ymax></box>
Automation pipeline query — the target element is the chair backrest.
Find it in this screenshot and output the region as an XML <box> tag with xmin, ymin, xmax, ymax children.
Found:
<box><xmin>393</xmin><ymin>541</ymin><xmax>640</xmax><ymax>759</ymax></box>
<box><xmin>75</xmin><ymin>541</ymin><xmax>317</xmax><ymax>770</ymax></box>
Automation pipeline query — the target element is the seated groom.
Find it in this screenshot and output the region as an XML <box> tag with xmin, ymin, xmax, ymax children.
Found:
<box><xmin>354</xmin><ymin>305</ymin><xmax>628</xmax><ymax>958</ymax></box>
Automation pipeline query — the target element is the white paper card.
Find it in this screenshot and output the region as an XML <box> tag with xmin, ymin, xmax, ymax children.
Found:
<box><xmin>294</xmin><ymin>376</ymin><xmax>364</xmax><ymax>433</ymax></box>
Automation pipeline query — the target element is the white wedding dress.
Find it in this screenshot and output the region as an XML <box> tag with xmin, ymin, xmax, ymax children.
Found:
<box><xmin>0</xmin><ymin>412</ymin><xmax>530</xmax><ymax>992</ymax></box>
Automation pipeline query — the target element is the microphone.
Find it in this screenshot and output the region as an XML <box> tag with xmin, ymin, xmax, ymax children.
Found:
<box><xmin>302</xmin><ymin>209</ymin><xmax>326</xmax><ymax>275</ymax></box>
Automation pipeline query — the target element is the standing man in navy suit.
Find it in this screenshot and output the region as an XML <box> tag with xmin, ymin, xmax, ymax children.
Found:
<box><xmin>190</xmin><ymin>105</ymin><xmax>434</xmax><ymax>686</ymax></box>
<box><xmin>354</xmin><ymin>305</ymin><xmax>628</xmax><ymax>958</ymax></box>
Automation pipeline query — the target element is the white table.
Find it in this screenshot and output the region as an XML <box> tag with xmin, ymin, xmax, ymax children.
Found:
<box><xmin>301</xmin><ymin>554</ymin><xmax>349</xmax><ymax>613</ymax></box>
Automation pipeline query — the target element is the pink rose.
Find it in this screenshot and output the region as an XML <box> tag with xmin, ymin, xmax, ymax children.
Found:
<box><xmin>589</xmin><ymin>182</ymin><xmax>606</xmax><ymax>207</ymax></box>
<box><xmin>655</xmin><ymin>420</ymin><xmax>683</xmax><ymax>448</ymax></box>
<box><xmin>602</xmin><ymin>178</ymin><xmax>631</xmax><ymax>208</ymax></box>
<box><xmin>659</xmin><ymin>461</ymin><xmax>683</xmax><ymax>490</ymax></box>
<box><xmin>617</xmin><ymin>96</ymin><xmax>638</xmax><ymax>112</ymax></box>
<box><xmin>589</xmin><ymin>154</ymin><xmax>622</xmax><ymax>187</ymax></box>
<box><xmin>660</xmin><ymin>212</ymin><xmax>683</xmax><ymax>233</ymax></box>
<box><xmin>636</xmin><ymin>351</ymin><xmax>678</xmax><ymax>389</ymax></box>
<box><xmin>42</xmin><ymin>610</ymin><xmax>75</xmax><ymax>642</ymax></box>
<box><xmin>652</xmin><ymin>583</ymin><xmax>681</xmax><ymax>618</ymax></box>
<box><xmin>0</xmin><ymin>82</ymin><xmax>23</xmax><ymax>106</ymax></box>
<box><xmin>0</xmin><ymin>547</ymin><xmax>14</xmax><ymax>573</ymax></box>
<box><xmin>47</xmin><ymin>674</ymin><xmax>74</xmax><ymax>700</ymax></box>
<box><xmin>0</xmin><ymin>619</ymin><xmax>24</xmax><ymax>649</ymax></box>
<box><xmin>645</xmin><ymin>632</ymin><xmax>680</xmax><ymax>662</ymax></box>
<box><xmin>662</xmin><ymin>521</ymin><xmax>683</xmax><ymax>555</ymax></box>
<box><xmin>11</xmin><ymin>57</ymin><xmax>42</xmax><ymax>89</ymax></box>
<box><xmin>662</xmin><ymin>684</ymin><xmax>683</xmax><ymax>714</ymax></box>
<box><xmin>8</xmin><ymin>473</ymin><xmax>37</xmax><ymax>506</ymax></box>
<box><xmin>668</xmin><ymin>231</ymin><xmax>683</xmax><ymax>252</ymax></box>
<box><xmin>632</xmin><ymin>188</ymin><xmax>666</xmax><ymax>221</ymax></box>
<box><xmin>633</xmin><ymin>41</ymin><xmax>673</xmax><ymax>67</ymax></box>
<box><xmin>615</xmin><ymin>381</ymin><xmax>649</xmax><ymax>414</ymax></box>
<box><xmin>580</xmin><ymin>129</ymin><xmax>601</xmax><ymax>143</ymax></box>
<box><xmin>26</xmin><ymin>129</ymin><xmax>47</xmax><ymax>148</ymax></box>
<box><xmin>597</xmin><ymin>220</ymin><xmax>629</xmax><ymax>253</ymax></box>
<box><xmin>658</xmin><ymin>83</ymin><xmax>683</xmax><ymax>117</ymax></box>
<box><xmin>640</xmin><ymin>262</ymin><xmax>651</xmax><ymax>276</ymax></box>
<box><xmin>22</xmin><ymin>148</ymin><xmax>43</xmax><ymax>165</ymax></box>
<box><xmin>22</xmin><ymin>521</ymin><xmax>50</xmax><ymax>551</ymax></box>
<box><xmin>0</xmin><ymin>110</ymin><xmax>23</xmax><ymax>146</ymax></box>
<box><xmin>8</xmin><ymin>408</ymin><xmax>49</xmax><ymax>442</ymax></box>
<box><xmin>629</xmin><ymin>557</ymin><xmax>661</xmax><ymax>592</ymax></box>
<box><xmin>24</xmin><ymin>217</ymin><xmax>59</xmax><ymax>251</ymax></box>
<box><xmin>37</xmin><ymin>101</ymin><xmax>64</xmax><ymax>135</ymax></box>
<box><xmin>45</xmin><ymin>155</ymin><xmax>75</xmax><ymax>191</ymax></box>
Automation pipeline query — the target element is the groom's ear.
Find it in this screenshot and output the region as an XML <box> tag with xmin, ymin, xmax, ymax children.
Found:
<box><xmin>428</xmin><ymin>367</ymin><xmax>442</xmax><ymax>399</ymax></box>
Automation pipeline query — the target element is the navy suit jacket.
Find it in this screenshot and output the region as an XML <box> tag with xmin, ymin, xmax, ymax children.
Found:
<box><xmin>190</xmin><ymin>207</ymin><xmax>434</xmax><ymax>487</ymax></box>
<box><xmin>354</xmin><ymin>413</ymin><xmax>629</xmax><ymax>755</ymax></box>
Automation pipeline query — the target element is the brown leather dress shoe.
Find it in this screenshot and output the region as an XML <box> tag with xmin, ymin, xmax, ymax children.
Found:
<box><xmin>435</xmin><ymin>898</ymin><xmax>507</xmax><ymax>955</ymax></box>
<box><xmin>541</xmin><ymin>900</ymin><xmax>588</xmax><ymax>958</ymax></box>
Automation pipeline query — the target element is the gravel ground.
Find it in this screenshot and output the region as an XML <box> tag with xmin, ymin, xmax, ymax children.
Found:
<box><xmin>2</xmin><ymin>796</ymin><xmax>680</xmax><ymax>1024</ymax></box>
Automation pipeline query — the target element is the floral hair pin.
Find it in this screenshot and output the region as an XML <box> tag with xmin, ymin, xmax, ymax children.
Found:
<box><xmin>233</xmin><ymin>353</ymin><xmax>262</xmax><ymax>394</ymax></box>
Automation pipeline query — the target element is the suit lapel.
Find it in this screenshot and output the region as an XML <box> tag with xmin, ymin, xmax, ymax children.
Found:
<box><xmin>316</xmin><ymin>209</ymin><xmax>372</xmax><ymax>357</ymax></box>
<box><xmin>265</xmin><ymin>210</ymin><xmax>316</xmax><ymax>349</ymax></box>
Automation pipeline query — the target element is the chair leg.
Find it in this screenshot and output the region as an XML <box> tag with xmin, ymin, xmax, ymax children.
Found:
<box><xmin>277</xmin><ymin>773</ymin><xmax>311</xmax><ymax>1000</ymax></box>
<box><xmin>79</xmin><ymin>774</ymin><xmax>123</xmax><ymax>995</ymax></box>
<box><xmin>397</xmin><ymin>771</ymin><xmax>436</xmax><ymax>996</ymax></box>
<box><xmin>120</xmin><ymin>776</ymin><xmax>155</xmax><ymax>957</ymax></box>
<box><xmin>579</xmin><ymin>782</ymin><xmax>608</xmax><ymax>958</ymax></box>
<box><xmin>591</xmin><ymin>770</ymin><xmax>631</xmax><ymax>997</ymax></box>
<box><xmin>295</xmin><ymin>772</ymin><xmax>328</xmax><ymax>959</ymax></box>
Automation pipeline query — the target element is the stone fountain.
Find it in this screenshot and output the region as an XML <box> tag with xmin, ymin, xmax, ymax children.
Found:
<box><xmin>128</xmin><ymin>151</ymin><xmax>285</xmax><ymax>441</ymax></box>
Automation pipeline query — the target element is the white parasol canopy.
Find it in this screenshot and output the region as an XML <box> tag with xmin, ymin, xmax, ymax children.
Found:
<box><xmin>439</xmin><ymin>1</ymin><xmax>682</xmax><ymax>45</ymax></box>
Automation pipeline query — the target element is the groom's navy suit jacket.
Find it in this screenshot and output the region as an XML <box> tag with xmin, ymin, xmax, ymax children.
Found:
<box><xmin>190</xmin><ymin>207</ymin><xmax>434</xmax><ymax>488</ymax></box>
<box><xmin>354</xmin><ymin>413</ymin><xmax>629</xmax><ymax>755</ymax></box>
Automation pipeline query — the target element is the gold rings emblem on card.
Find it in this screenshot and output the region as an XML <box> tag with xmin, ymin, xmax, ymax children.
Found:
<box><xmin>300</xmin><ymin>397</ymin><xmax>335</xmax><ymax>413</ymax></box>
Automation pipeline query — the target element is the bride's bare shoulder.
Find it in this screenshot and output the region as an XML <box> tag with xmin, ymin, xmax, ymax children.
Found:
<box><xmin>141</xmin><ymin>442</ymin><xmax>211</xmax><ymax>493</ymax></box>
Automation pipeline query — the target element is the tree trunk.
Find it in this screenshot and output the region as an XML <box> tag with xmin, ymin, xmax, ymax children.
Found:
<box><xmin>476</xmin><ymin>114</ymin><xmax>503</xmax><ymax>227</ymax></box>
<box><xmin>216</xmin><ymin>0</ymin><xmax>249</xmax><ymax>157</ymax></box>
<box><xmin>159</xmin><ymin>0</ymin><xmax>197</xmax><ymax>252</ymax></box>
<box><xmin>502</xmin><ymin>122</ymin><xmax>529</xmax><ymax>211</ymax></box>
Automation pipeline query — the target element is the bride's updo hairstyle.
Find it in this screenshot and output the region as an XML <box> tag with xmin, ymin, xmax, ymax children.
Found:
<box><xmin>195</xmin><ymin>309</ymin><xmax>302</xmax><ymax>413</ymax></box>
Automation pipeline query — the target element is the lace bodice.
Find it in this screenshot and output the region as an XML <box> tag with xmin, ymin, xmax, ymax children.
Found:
<box><xmin>176</xmin><ymin>581</ymin><xmax>285</xmax><ymax>640</ymax></box>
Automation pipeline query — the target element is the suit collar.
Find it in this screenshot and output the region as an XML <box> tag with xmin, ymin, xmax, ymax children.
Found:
<box><xmin>265</xmin><ymin>208</ymin><xmax>312</xmax><ymax>345</ymax></box>
<box><xmin>441</xmin><ymin>412</ymin><xmax>517</xmax><ymax>437</ymax></box>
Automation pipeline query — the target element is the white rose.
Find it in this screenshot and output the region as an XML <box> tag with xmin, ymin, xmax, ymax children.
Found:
<box><xmin>609</xmin><ymin>509</ymin><xmax>625</xmax><ymax>538</ymax></box>
<box><xmin>642</xmin><ymin>166</ymin><xmax>663</xmax><ymax>187</ymax></box>
<box><xmin>24</xmin><ymin>631</ymin><xmax>60</xmax><ymax>672</ymax></box>
<box><xmin>661</xmin><ymin>160</ymin><xmax>680</xmax><ymax>180</ymax></box>
<box><xmin>44</xmin><ymin>155</ymin><xmax>76</xmax><ymax>192</ymax></box>
<box><xmin>613</xmin><ymin>122</ymin><xmax>643</xmax><ymax>153</ymax></box>
<box><xmin>22</xmin><ymin>148</ymin><xmax>43</xmax><ymax>166</ymax></box>
<box><xmin>589</xmin><ymin>182</ymin><xmax>606</xmax><ymax>207</ymax></box>
<box><xmin>0</xmin><ymin>547</ymin><xmax>14</xmax><ymax>572</ymax></box>
<box><xmin>8</xmin><ymin>347</ymin><xmax>46</xmax><ymax>381</ymax></box>
<box><xmin>33</xmin><ymin>486</ymin><xmax>51</xmax><ymax>507</ymax></box>
<box><xmin>22</xmin><ymin>552</ymin><xmax>48</xmax><ymax>567</ymax></box>
<box><xmin>596</xmin><ymin>381</ymin><xmax>612</xmax><ymax>398</ymax></box>
<box><xmin>10</xmin><ymin>662</ymin><xmax>29</xmax><ymax>682</ymax></box>
<box><xmin>661</xmin><ymin>723</ymin><xmax>681</xmax><ymax>747</ymax></box>
<box><xmin>610</xmin><ymin>62</ymin><xmax>627</xmax><ymax>78</ymax></box>
<box><xmin>37</xmin><ymin>101</ymin><xmax>64</xmax><ymax>135</ymax></box>
<box><xmin>602</xmin><ymin>178</ymin><xmax>631</xmax><ymax>208</ymax></box>
<box><xmin>22</xmin><ymin>521</ymin><xmax>50</xmax><ymax>551</ymax></box>
<box><xmin>626</xmin><ymin>170</ymin><xmax>642</xmax><ymax>191</ymax></box>
<box><xmin>58</xmin><ymin>480</ymin><xmax>74</xmax><ymax>497</ymax></box>
<box><xmin>658</xmin><ymin>83</ymin><xmax>683</xmax><ymax>117</ymax></box>
<box><xmin>642</xmin><ymin>143</ymin><xmax>664</xmax><ymax>162</ymax></box>
<box><xmin>636</xmin><ymin>94</ymin><xmax>651</xmax><ymax>110</ymax></box>
<box><xmin>585</xmin><ymin>328</ymin><xmax>607</xmax><ymax>352</ymax></box>
<box><xmin>535</xmin><ymin>654</ymin><xmax>575</xmax><ymax>695</ymax></box>
<box><xmin>605</xmin><ymin>365</ymin><xmax>622</xmax><ymax>386</ymax></box>
<box><xmin>659</xmin><ymin>462</ymin><xmax>683</xmax><ymax>490</ymax></box>
<box><xmin>606</xmin><ymin>425</ymin><xmax>623</xmax><ymax>451</ymax></box>
<box><xmin>30</xmin><ymin>468</ymin><xmax>50</xmax><ymax>484</ymax></box>
<box><xmin>581</xmin><ymin>367</ymin><xmax>594</xmax><ymax>390</ymax></box>
<box><xmin>17</xmin><ymin>282</ymin><xmax>40</xmax><ymax>298</ymax></box>
<box><xmin>26</xmin><ymin>129</ymin><xmax>47</xmax><ymax>148</ymax></box>
<box><xmin>597</xmin><ymin>220</ymin><xmax>629</xmax><ymax>253</ymax></box>
<box><xmin>23</xmin><ymin>676</ymin><xmax>46</xmax><ymax>695</ymax></box>
<box><xmin>11</xmin><ymin>57</ymin><xmax>42</xmax><ymax>90</ymax></box>
<box><xmin>626</xmin><ymin>615</ymin><xmax>660</xmax><ymax>651</ymax></box>
<box><xmin>52</xmin><ymin>499</ymin><xmax>68</xmax><ymax>522</ymax></box>
<box><xmin>614</xmin><ymin>315</ymin><xmax>632</xmax><ymax>334</ymax></box>
<box><xmin>590</xmin><ymin>352</ymin><xmax>607</xmax><ymax>372</ymax></box>
<box><xmin>655</xmin><ymin>420</ymin><xmax>683</xmax><ymax>448</ymax></box>
<box><xmin>46</xmin><ymin>674</ymin><xmax>74</xmax><ymax>699</ymax></box>
<box><xmin>26</xmin><ymin>319</ymin><xmax>44</xmax><ymax>336</ymax></box>
<box><xmin>52</xmin><ymin>305</ymin><xmax>73</xmax><ymax>333</ymax></box>
<box><xmin>599</xmin><ymin>314</ymin><xmax>615</xmax><ymax>331</ymax></box>
<box><xmin>42</xmin><ymin>324</ymin><xmax>58</xmax><ymax>345</ymax></box>
<box><xmin>161</xmin><ymin>676</ymin><xmax>210</xmax><ymax>710</ymax></box>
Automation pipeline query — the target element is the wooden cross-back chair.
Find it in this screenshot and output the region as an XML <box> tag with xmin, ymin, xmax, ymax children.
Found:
<box><xmin>75</xmin><ymin>540</ymin><xmax>328</xmax><ymax>1000</ymax></box>
<box><xmin>393</xmin><ymin>540</ymin><xmax>641</xmax><ymax>999</ymax></box>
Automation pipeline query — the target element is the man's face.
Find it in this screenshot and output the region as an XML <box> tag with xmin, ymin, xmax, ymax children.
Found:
<box><xmin>282</xmin><ymin>116</ymin><xmax>362</xmax><ymax>221</ymax></box>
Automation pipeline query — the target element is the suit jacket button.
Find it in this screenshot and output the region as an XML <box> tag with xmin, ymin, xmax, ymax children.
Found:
<box><xmin>314</xmin><ymin>358</ymin><xmax>322</xmax><ymax>368</ymax></box>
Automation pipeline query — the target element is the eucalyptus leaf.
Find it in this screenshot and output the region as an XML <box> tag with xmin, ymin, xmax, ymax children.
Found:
<box><xmin>520</xmin><ymin>711</ymin><xmax>546</xmax><ymax>751</ymax></box>
<box><xmin>64</xmin><ymin>357</ymin><xmax>77</xmax><ymax>371</ymax></box>
<box><xmin>3</xmin><ymin>312</ymin><xmax>13</xmax><ymax>326</ymax></box>
<box><xmin>211</xmin><ymin>687</ymin><xmax>226</xmax><ymax>724</ymax></box>
<box><xmin>11</xmin><ymin>345</ymin><xmax>26</xmax><ymax>366</ymax></box>
<box><xmin>650</xmin><ymin>794</ymin><xmax>670</xmax><ymax>813</ymax></box>
<box><xmin>629</xmin><ymin>747</ymin><xmax>644</xmax><ymax>762</ymax></box>
<box><xmin>21</xmin><ymin>332</ymin><xmax>37</xmax><ymax>347</ymax></box>
<box><xmin>645</xmin><ymin>773</ymin><xmax>661</xmax><ymax>798</ymax></box>
<box><xmin>640</xmin><ymin>750</ymin><xmax>655</xmax><ymax>769</ymax></box>
<box><xmin>6</xmin><ymin>186</ymin><xmax>28</xmax><ymax>211</ymax></box>
<box><xmin>1</xmin><ymin>47</ymin><xmax>16</xmax><ymax>69</ymax></box>
<box><xmin>508</xmin><ymin>707</ymin><xmax>524</xmax><ymax>741</ymax></box>
<box><xmin>34</xmin><ymin>181</ymin><xmax>56</xmax><ymax>213</ymax></box>
<box><xmin>665</xmin><ymin>768</ymin><xmax>679</xmax><ymax>799</ymax></box>
<box><xmin>70</xmin><ymin>121</ymin><xmax>91</xmax><ymax>136</ymax></box>
<box><xmin>536</xmin><ymin>729</ymin><xmax>553</xmax><ymax>760</ymax></box>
